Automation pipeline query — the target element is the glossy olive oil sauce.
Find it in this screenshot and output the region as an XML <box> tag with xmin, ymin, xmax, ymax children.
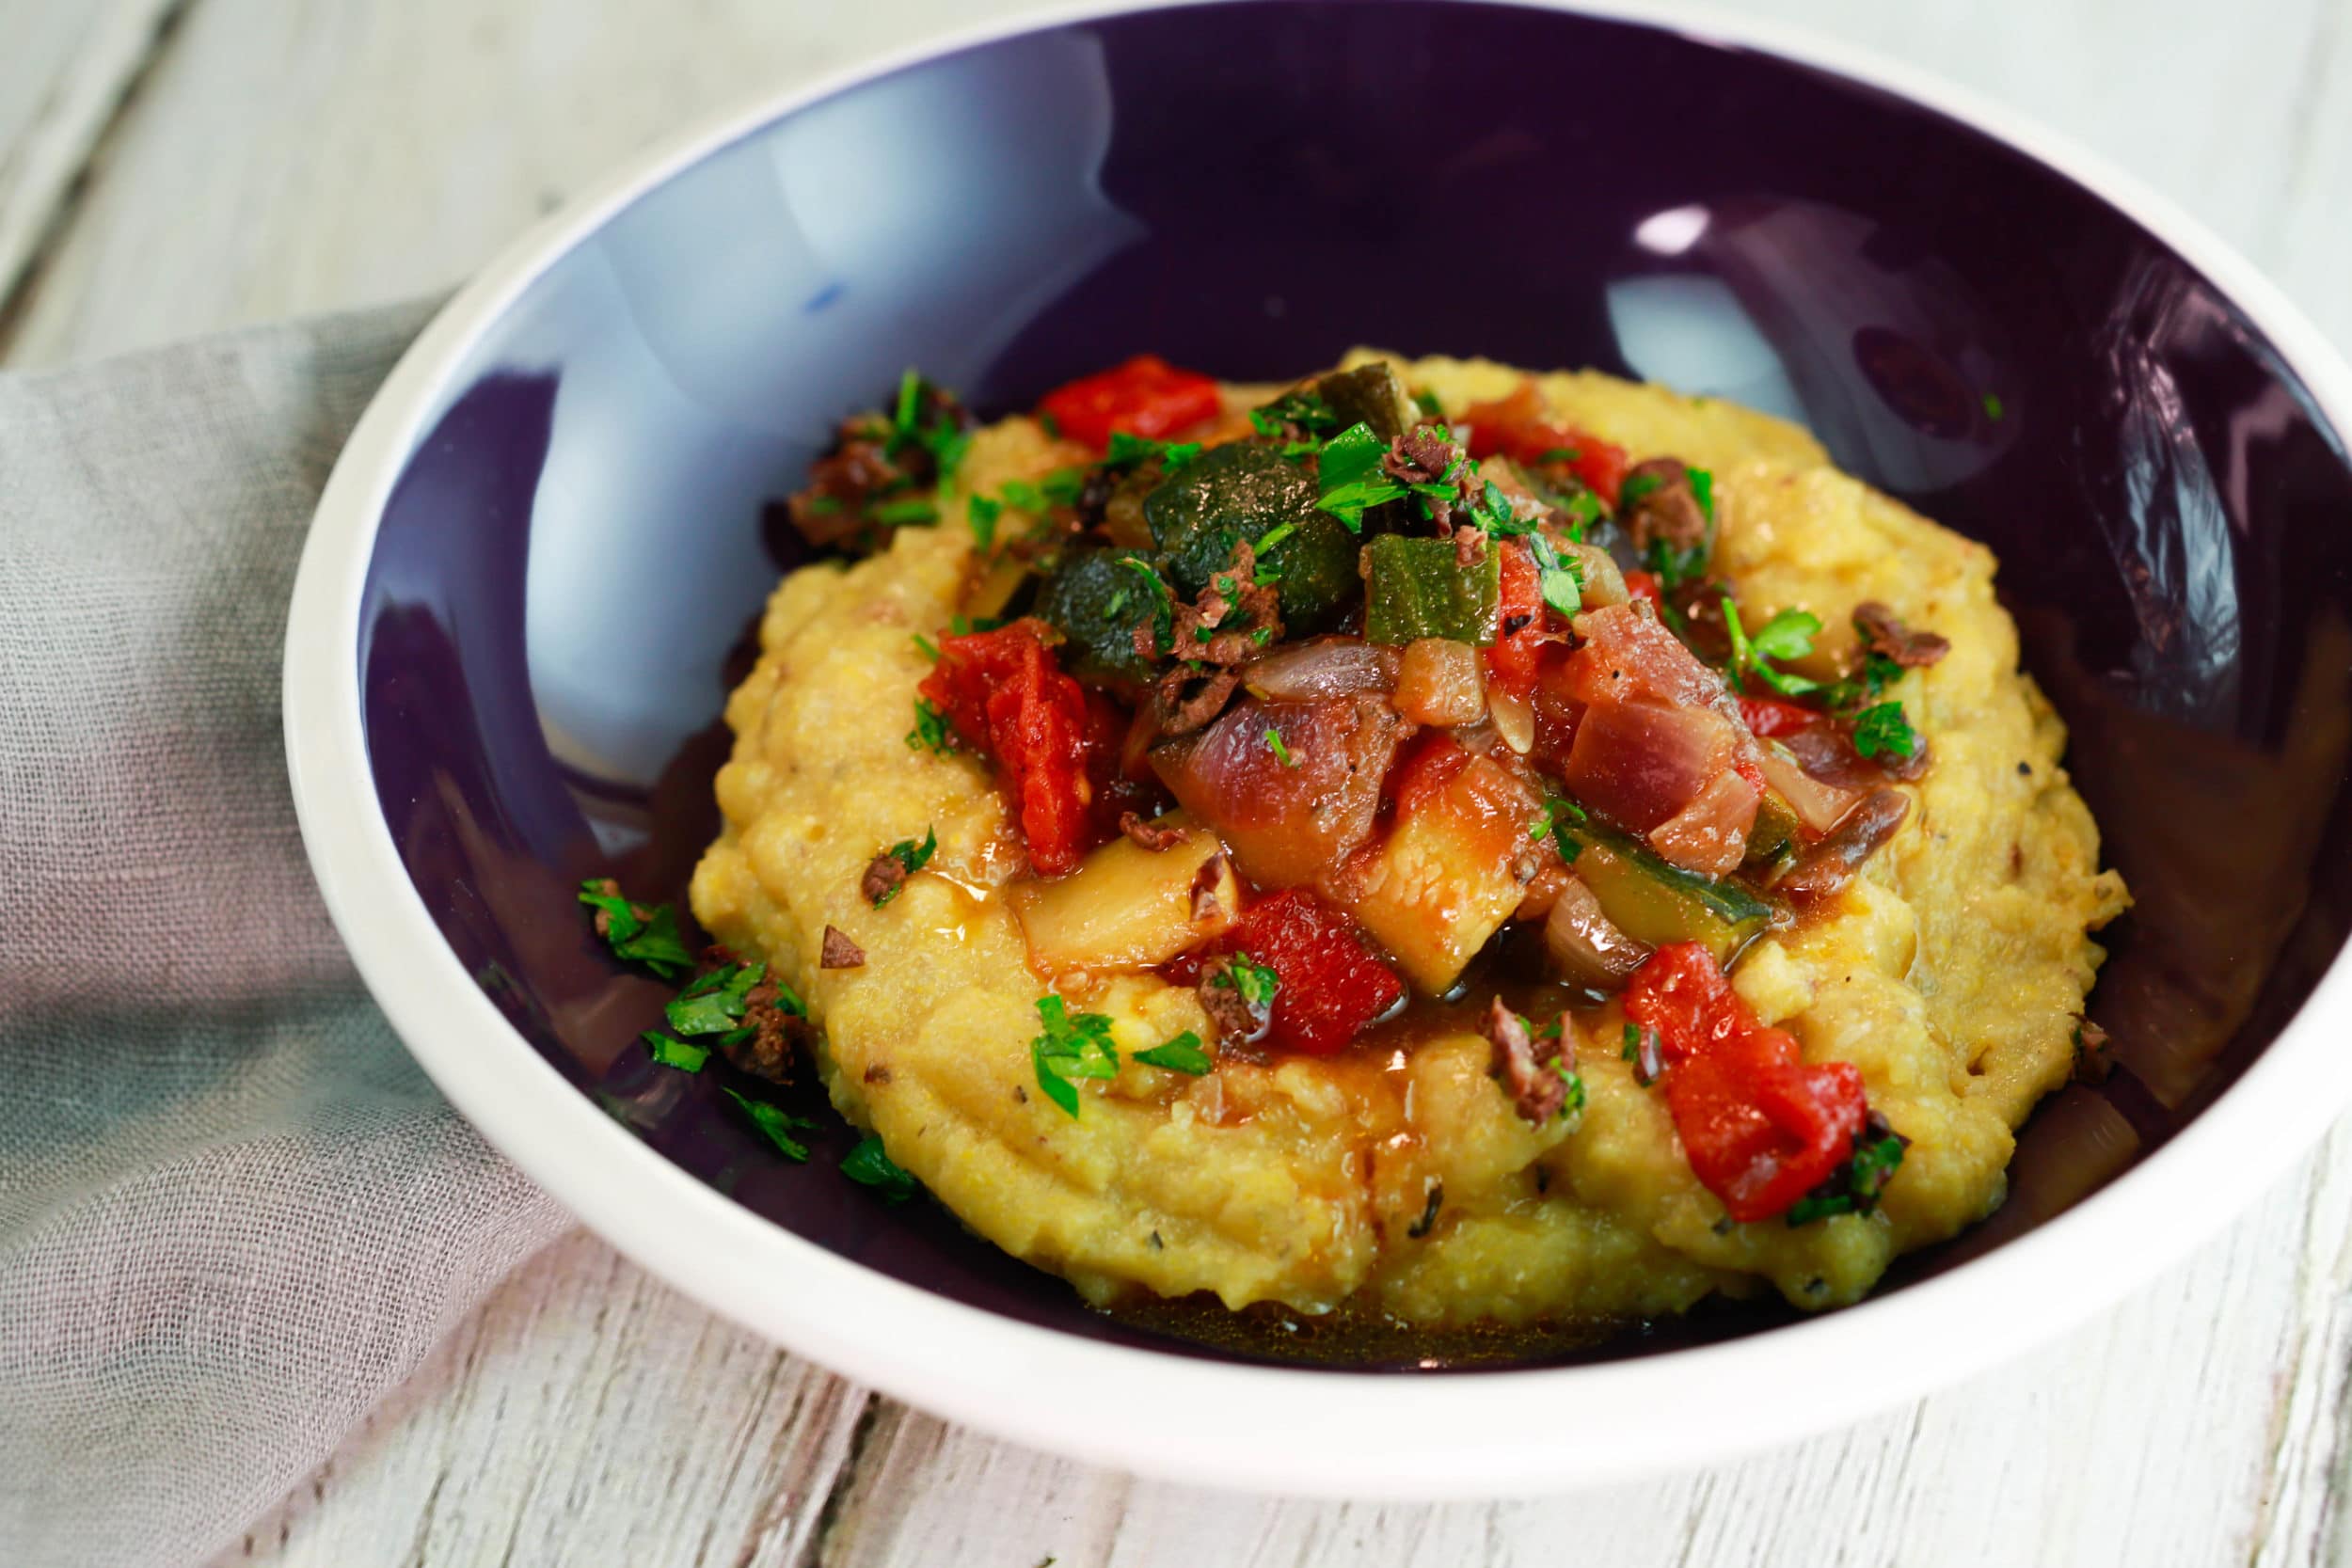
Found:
<box><xmin>690</xmin><ymin>353</ymin><xmax>2127</xmax><ymax>1352</ymax></box>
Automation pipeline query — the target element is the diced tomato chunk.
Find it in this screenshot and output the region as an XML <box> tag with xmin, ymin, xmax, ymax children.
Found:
<box><xmin>1738</xmin><ymin>693</ymin><xmax>1819</xmax><ymax>739</ymax></box>
<box><xmin>1625</xmin><ymin>943</ymin><xmax>1869</xmax><ymax>1221</ymax></box>
<box><xmin>1486</xmin><ymin>540</ymin><xmax>1545</xmax><ymax>700</ymax></box>
<box><xmin>916</xmin><ymin>620</ymin><xmax>1118</xmax><ymax>876</ymax></box>
<box><xmin>1458</xmin><ymin>383</ymin><xmax>1630</xmax><ymax>505</ymax></box>
<box><xmin>1038</xmin><ymin>355</ymin><xmax>1221</xmax><ymax>450</ymax></box>
<box><xmin>1191</xmin><ymin>889</ymin><xmax>1404</xmax><ymax>1056</ymax></box>
<box><xmin>1623</xmin><ymin>570</ymin><xmax>1664</xmax><ymax>608</ymax></box>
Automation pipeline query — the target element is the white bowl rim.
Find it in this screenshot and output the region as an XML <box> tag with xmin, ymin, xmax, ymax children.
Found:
<box><xmin>284</xmin><ymin>0</ymin><xmax>2352</xmax><ymax>1498</ymax></box>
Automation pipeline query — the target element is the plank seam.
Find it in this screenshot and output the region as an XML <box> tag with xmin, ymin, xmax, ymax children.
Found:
<box><xmin>0</xmin><ymin>0</ymin><xmax>198</xmax><ymax>360</ymax></box>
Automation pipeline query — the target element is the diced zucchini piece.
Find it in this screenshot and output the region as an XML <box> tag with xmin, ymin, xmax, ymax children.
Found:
<box><xmin>1142</xmin><ymin>441</ymin><xmax>1358</xmax><ymax>632</ymax></box>
<box><xmin>1743</xmin><ymin>792</ymin><xmax>1803</xmax><ymax>872</ymax></box>
<box><xmin>1362</xmin><ymin>535</ymin><xmax>1501</xmax><ymax>646</ymax></box>
<box><xmin>1012</xmin><ymin>816</ymin><xmax>1237</xmax><ymax>974</ymax></box>
<box><xmin>1553</xmin><ymin>818</ymin><xmax>1772</xmax><ymax>967</ymax></box>
<box><xmin>1035</xmin><ymin>546</ymin><xmax>1160</xmax><ymax>687</ymax></box>
<box><xmin>1313</xmin><ymin>361</ymin><xmax>1419</xmax><ymax>444</ymax></box>
<box><xmin>1339</xmin><ymin>752</ymin><xmax>1538</xmax><ymax>992</ymax></box>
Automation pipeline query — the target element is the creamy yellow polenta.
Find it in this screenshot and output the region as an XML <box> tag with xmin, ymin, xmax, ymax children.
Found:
<box><xmin>689</xmin><ymin>354</ymin><xmax>2128</xmax><ymax>1326</ymax></box>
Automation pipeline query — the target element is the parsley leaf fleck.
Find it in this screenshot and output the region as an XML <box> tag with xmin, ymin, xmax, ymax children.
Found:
<box><xmin>1263</xmin><ymin>727</ymin><xmax>1299</xmax><ymax>768</ymax></box>
<box><xmin>842</xmin><ymin>1134</ymin><xmax>918</xmax><ymax>1202</ymax></box>
<box><xmin>870</xmin><ymin>828</ymin><xmax>937</xmax><ymax>906</ymax></box>
<box><xmin>1314</xmin><ymin>421</ymin><xmax>1409</xmax><ymax>531</ymax></box>
<box><xmin>1217</xmin><ymin>955</ymin><xmax>1280</xmax><ymax>1009</ymax></box>
<box><xmin>668</xmin><ymin>961</ymin><xmax>776</xmax><ymax>1037</ymax></box>
<box><xmin>1851</xmin><ymin>701</ymin><xmax>1919</xmax><ymax>760</ymax></box>
<box><xmin>577</xmin><ymin>880</ymin><xmax>697</xmax><ymax>979</ymax></box>
<box><xmin>967</xmin><ymin>495</ymin><xmax>1001</xmax><ymax>549</ymax></box>
<box><xmin>1106</xmin><ymin>431</ymin><xmax>1203</xmax><ymax>473</ymax></box>
<box><xmin>1722</xmin><ymin>597</ymin><xmax>1824</xmax><ymax>698</ymax></box>
<box><xmin>723</xmin><ymin>1087</ymin><xmax>815</xmax><ymax>1162</ymax></box>
<box><xmin>642</xmin><ymin>1031</ymin><xmax>709</xmax><ymax>1072</ymax></box>
<box><xmin>1133</xmin><ymin>1031</ymin><xmax>1214</xmax><ymax>1075</ymax></box>
<box><xmin>1030</xmin><ymin>994</ymin><xmax>1122</xmax><ymax>1118</ymax></box>
<box><xmin>906</xmin><ymin>699</ymin><xmax>956</xmax><ymax>756</ymax></box>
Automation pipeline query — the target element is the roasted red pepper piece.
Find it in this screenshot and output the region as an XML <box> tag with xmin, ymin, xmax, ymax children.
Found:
<box><xmin>1738</xmin><ymin>693</ymin><xmax>1820</xmax><ymax>739</ymax></box>
<box><xmin>1624</xmin><ymin>942</ymin><xmax>1867</xmax><ymax>1222</ymax></box>
<box><xmin>1181</xmin><ymin>888</ymin><xmax>1404</xmax><ymax>1056</ymax></box>
<box><xmin>1486</xmin><ymin>539</ymin><xmax>1545</xmax><ymax>700</ymax></box>
<box><xmin>1458</xmin><ymin>383</ymin><xmax>1631</xmax><ymax>506</ymax></box>
<box><xmin>1038</xmin><ymin>355</ymin><xmax>1221</xmax><ymax>451</ymax></box>
<box><xmin>916</xmin><ymin>620</ymin><xmax>1117</xmax><ymax>876</ymax></box>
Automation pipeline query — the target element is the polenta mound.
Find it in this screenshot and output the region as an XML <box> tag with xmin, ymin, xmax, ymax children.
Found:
<box><xmin>688</xmin><ymin>353</ymin><xmax>2126</xmax><ymax>1336</ymax></box>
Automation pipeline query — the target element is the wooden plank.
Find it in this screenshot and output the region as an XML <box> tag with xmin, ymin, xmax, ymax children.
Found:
<box><xmin>0</xmin><ymin>0</ymin><xmax>1008</xmax><ymax>368</ymax></box>
<box><xmin>0</xmin><ymin>0</ymin><xmax>183</xmax><ymax>313</ymax></box>
<box><xmin>812</xmin><ymin>1140</ymin><xmax>2345</xmax><ymax>1568</ymax></box>
<box><xmin>215</xmin><ymin>1230</ymin><xmax>874</xmax><ymax>1568</ymax></box>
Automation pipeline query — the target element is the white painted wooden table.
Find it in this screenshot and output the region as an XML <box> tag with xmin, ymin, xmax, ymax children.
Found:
<box><xmin>6</xmin><ymin>2</ymin><xmax>2349</xmax><ymax>1562</ymax></box>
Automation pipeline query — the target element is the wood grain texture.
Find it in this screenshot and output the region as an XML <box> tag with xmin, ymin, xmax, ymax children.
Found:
<box><xmin>0</xmin><ymin>0</ymin><xmax>182</xmax><ymax>316</ymax></box>
<box><xmin>0</xmin><ymin>0</ymin><xmax>2344</xmax><ymax>1563</ymax></box>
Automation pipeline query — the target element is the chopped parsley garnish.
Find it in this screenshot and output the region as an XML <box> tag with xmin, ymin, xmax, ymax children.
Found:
<box><xmin>1029</xmin><ymin>994</ymin><xmax>1122</xmax><ymax>1118</ymax></box>
<box><xmin>842</xmin><ymin>1134</ymin><xmax>917</xmax><ymax>1203</ymax></box>
<box><xmin>723</xmin><ymin>1087</ymin><xmax>816</xmax><ymax>1162</ymax></box>
<box><xmin>1554</xmin><ymin>1060</ymin><xmax>1589</xmax><ymax>1119</ymax></box>
<box><xmin>1218</xmin><ymin>954</ymin><xmax>1280</xmax><ymax>1009</ymax></box>
<box><xmin>1411</xmin><ymin>389</ymin><xmax>1444</xmax><ymax>419</ymax></box>
<box><xmin>668</xmin><ymin>960</ymin><xmax>779</xmax><ymax>1037</ymax></box>
<box><xmin>1527</xmin><ymin>531</ymin><xmax>1583</xmax><ymax>619</ymax></box>
<box><xmin>906</xmin><ymin>698</ymin><xmax>956</xmax><ymax>756</ymax></box>
<box><xmin>1133</xmin><ymin>1031</ymin><xmax>1214</xmax><ymax>1075</ymax></box>
<box><xmin>1851</xmin><ymin>701</ymin><xmax>1920</xmax><ymax>760</ymax></box>
<box><xmin>642</xmin><ymin>1031</ymin><xmax>709</xmax><ymax>1072</ymax></box>
<box><xmin>1250</xmin><ymin>388</ymin><xmax>1342</xmax><ymax>439</ymax></box>
<box><xmin>1313</xmin><ymin>421</ymin><xmax>1408</xmax><ymax>531</ymax></box>
<box><xmin>1536</xmin><ymin>446</ymin><xmax>1581</xmax><ymax>465</ymax></box>
<box><xmin>949</xmin><ymin>613</ymin><xmax>1003</xmax><ymax>637</ymax></box>
<box><xmin>911</xmin><ymin>632</ymin><xmax>940</xmax><ymax>662</ymax></box>
<box><xmin>870</xmin><ymin>828</ymin><xmax>938</xmax><ymax>906</ymax></box>
<box><xmin>1786</xmin><ymin>1128</ymin><xmax>1908</xmax><ymax>1226</ymax></box>
<box><xmin>1263</xmin><ymin>727</ymin><xmax>1299</xmax><ymax>768</ymax></box>
<box><xmin>1645</xmin><ymin>537</ymin><xmax>1709</xmax><ymax>593</ymax></box>
<box><xmin>1530</xmin><ymin>797</ymin><xmax>1586</xmax><ymax>840</ymax></box>
<box><xmin>967</xmin><ymin>495</ymin><xmax>1001</xmax><ymax>549</ymax></box>
<box><xmin>1617</xmin><ymin>471</ymin><xmax>1663</xmax><ymax>509</ymax></box>
<box><xmin>1721</xmin><ymin>598</ymin><xmax>1824</xmax><ymax>697</ymax></box>
<box><xmin>1688</xmin><ymin>467</ymin><xmax>1716</xmax><ymax>522</ymax></box>
<box><xmin>882</xmin><ymin>368</ymin><xmax>971</xmax><ymax>486</ymax></box>
<box><xmin>1981</xmin><ymin>392</ymin><xmax>2005</xmax><ymax>422</ymax></box>
<box><xmin>1119</xmin><ymin>554</ymin><xmax>1178</xmax><ymax>654</ymax></box>
<box><xmin>867</xmin><ymin>498</ymin><xmax>937</xmax><ymax>527</ymax></box>
<box><xmin>1105</xmin><ymin>430</ymin><xmax>1203</xmax><ymax>473</ymax></box>
<box><xmin>577</xmin><ymin>880</ymin><xmax>697</xmax><ymax>979</ymax></box>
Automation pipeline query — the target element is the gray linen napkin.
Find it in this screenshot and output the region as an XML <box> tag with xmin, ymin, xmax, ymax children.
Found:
<box><xmin>0</xmin><ymin>302</ymin><xmax>573</xmax><ymax>1567</ymax></box>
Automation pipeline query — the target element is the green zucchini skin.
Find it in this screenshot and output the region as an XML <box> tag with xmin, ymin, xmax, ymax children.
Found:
<box><xmin>1143</xmin><ymin>442</ymin><xmax>1358</xmax><ymax>632</ymax></box>
<box><xmin>1313</xmin><ymin>361</ymin><xmax>1419</xmax><ymax>445</ymax></box>
<box><xmin>1554</xmin><ymin>816</ymin><xmax>1774</xmax><ymax>966</ymax></box>
<box><xmin>1361</xmin><ymin>534</ymin><xmax>1502</xmax><ymax>645</ymax></box>
<box><xmin>1035</xmin><ymin>546</ymin><xmax>1162</xmax><ymax>687</ymax></box>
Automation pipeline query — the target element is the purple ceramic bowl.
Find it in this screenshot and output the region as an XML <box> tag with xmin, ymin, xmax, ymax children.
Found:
<box><xmin>286</xmin><ymin>0</ymin><xmax>2352</xmax><ymax>1493</ymax></box>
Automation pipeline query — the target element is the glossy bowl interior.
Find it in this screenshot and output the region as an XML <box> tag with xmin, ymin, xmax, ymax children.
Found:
<box><xmin>289</xmin><ymin>0</ymin><xmax>2352</xmax><ymax>1492</ymax></box>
